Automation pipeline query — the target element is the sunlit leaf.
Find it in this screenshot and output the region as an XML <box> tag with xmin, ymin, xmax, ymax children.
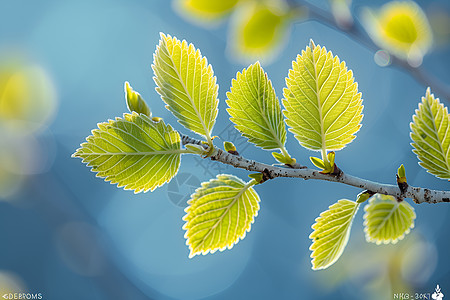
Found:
<box><xmin>283</xmin><ymin>41</ymin><xmax>363</xmax><ymax>152</ymax></box>
<box><xmin>223</xmin><ymin>141</ymin><xmax>237</xmax><ymax>153</ymax></box>
<box><xmin>229</xmin><ymin>1</ymin><xmax>295</xmax><ymax>64</ymax></box>
<box><xmin>175</xmin><ymin>0</ymin><xmax>240</xmax><ymax>22</ymax></box>
<box><xmin>410</xmin><ymin>88</ymin><xmax>450</xmax><ymax>180</ymax></box>
<box><xmin>363</xmin><ymin>194</ymin><xmax>416</xmax><ymax>245</ymax></box>
<box><xmin>310</xmin><ymin>199</ymin><xmax>359</xmax><ymax>270</ymax></box>
<box><xmin>152</xmin><ymin>33</ymin><xmax>219</xmax><ymax>142</ymax></box>
<box><xmin>310</xmin><ymin>156</ymin><xmax>325</xmax><ymax>169</ymax></box>
<box><xmin>73</xmin><ymin>112</ymin><xmax>182</xmax><ymax>193</ymax></box>
<box><xmin>226</xmin><ymin>62</ymin><xmax>286</xmax><ymax>150</ymax></box>
<box><xmin>362</xmin><ymin>1</ymin><xmax>432</xmax><ymax>65</ymax></box>
<box><xmin>183</xmin><ymin>174</ymin><xmax>260</xmax><ymax>257</ymax></box>
<box><xmin>124</xmin><ymin>81</ymin><xmax>151</xmax><ymax>117</ymax></box>
<box><xmin>397</xmin><ymin>164</ymin><xmax>406</xmax><ymax>179</ymax></box>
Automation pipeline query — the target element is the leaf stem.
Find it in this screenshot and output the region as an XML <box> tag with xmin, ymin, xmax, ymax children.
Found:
<box><xmin>321</xmin><ymin>148</ymin><xmax>328</xmax><ymax>166</ymax></box>
<box><xmin>246</xmin><ymin>179</ymin><xmax>258</xmax><ymax>189</ymax></box>
<box><xmin>280</xmin><ymin>146</ymin><xmax>290</xmax><ymax>159</ymax></box>
<box><xmin>280</xmin><ymin>146</ymin><xmax>297</xmax><ymax>166</ymax></box>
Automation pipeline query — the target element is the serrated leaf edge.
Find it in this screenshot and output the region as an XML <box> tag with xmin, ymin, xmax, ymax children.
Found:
<box><xmin>309</xmin><ymin>199</ymin><xmax>359</xmax><ymax>270</ymax></box>
<box><xmin>72</xmin><ymin>112</ymin><xmax>183</xmax><ymax>193</ymax></box>
<box><xmin>363</xmin><ymin>196</ymin><xmax>416</xmax><ymax>245</ymax></box>
<box><xmin>182</xmin><ymin>174</ymin><xmax>259</xmax><ymax>258</ymax></box>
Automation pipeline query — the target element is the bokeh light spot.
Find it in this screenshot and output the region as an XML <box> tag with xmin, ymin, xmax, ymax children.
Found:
<box><xmin>374</xmin><ymin>50</ymin><xmax>391</xmax><ymax>67</ymax></box>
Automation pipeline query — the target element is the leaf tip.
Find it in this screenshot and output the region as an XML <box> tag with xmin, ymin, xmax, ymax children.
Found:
<box><xmin>188</xmin><ymin>249</ymin><xmax>198</xmax><ymax>259</ymax></box>
<box><xmin>159</xmin><ymin>32</ymin><xmax>167</xmax><ymax>40</ymax></box>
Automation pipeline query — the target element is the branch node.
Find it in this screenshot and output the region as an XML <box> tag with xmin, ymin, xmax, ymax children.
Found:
<box><xmin>330</xmin><ymin>163</ymin><xmax>343</xmax><ymax>178</ymax></box>
<box><xmin>261</xmin><ymin>168</ymin><xmax>275</xmax><ymax>183</ymax></box>
<box><xmin>396</xmin><ymin>173</ymin><xmax>408</xmax><ymax>195</ymax></box>
<box><xmin>181</xmin><ymin>135</ymin><xmax>450</xmax><ymax>204</ymax></box>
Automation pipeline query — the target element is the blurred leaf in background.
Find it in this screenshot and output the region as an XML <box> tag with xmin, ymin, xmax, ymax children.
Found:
<box><xmin>227</xmin><ymin>0</ymin><xmax>297</xmax><ymax>64</ymax></box>
<box><xmin>312</xmin><ymin>232</ymin><xmax>437</xmax><ymax>300</ymax></box>
<box><xmin>0</xmin><ymin>57</ymin><xmax>57</xmax><ymax>200</ymax></box>
<box><xmin>174</xmin><ymin>0</ymin><xmax>303</xmax><ymax>64</ymax></box>
<box><xmin>173</xmin><ymin>0</ymin><xmax>241</xmax><ymax>25</ymax></box>
<box><xmin>0</xmin><ymin>58</ymin><xmax>57</xmax><ymax>133</ymax></box>
<box><xmin>362</xmin><ymin>1</ymin><xmax>433</xmax><ymax>67</ymax></box>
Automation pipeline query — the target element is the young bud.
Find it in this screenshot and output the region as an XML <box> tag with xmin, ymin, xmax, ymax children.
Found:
<box><xmin>273</xmin><ymin>152</ymin><xmax>296</xmax><ymax>165</ymax></box>
<box><xmin>124</xmin><ymin>81</ymin><xmax>151</xmax><ymax>117</ymax></box>
<box><xmin>310</xmin><ymin>156</ymin><xmax>325</xmax><ymax>169</ymax></box>
<box><xmin>248</xmin><ymin>173</ymin><xmax>264</xmax><ymax>184</ymax></box>
<box><xmin>224</xmin><ymin>141</ymin><xmax>239</xmax><ymax>155</ymax></box>
<box><xmin>397</xmin><ymin>164</ymin><xmax>406</xmax><ymax>183</ymax></box>
<box><xmin>327</xmin><ymin>151</ymin><xmax>336</xmax><ymax>168</ymax></box>
<box><xmin>356</xmin><ymin>190</ymin><xmax>375</xmax><ymax>203</ymax></box>
<box><xmin>396</xmin><ymin>164</ymin><xmax>408</xmax><ymax>194</ymax></box>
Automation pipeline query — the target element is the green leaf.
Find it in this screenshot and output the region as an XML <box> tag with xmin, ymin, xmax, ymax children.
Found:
<box><xmin>124</xmin><ymin>81</ymin><xmax>151</xmax><ymax>117</ymax></box>
<box><xmin>310</xmin><ymin>199</ymin><xmax>359</xmax><ymax>270</ymax></box>
<box><xmin>315</xmin><ymin>151</ymin><xmax>336</xmax><ymax>174</ymax></box>
<box><xmin>310</xmin><ymin>156</ymin><xmax>325</xmax><ymax>169</ymax></box>
<box><xmin>397</xmin><ymin>164</ymin><xmax>406</xmax><ymax>179</ymax></box>
<box><xmin>183</xmin><ymin>174</ymin><xmax>260</xmax><ymax>257</ymax></box>
<box><xmin>227</xmin><ymin>62</ymin><xmax>286</xmax><ymax>150</ymax></box>
<box><xmin>223</xmin><ymin>141</ymin><xmax>240</xmax><ymax>156</ymax></box>
<box><xmin>248</xmin><ymin>173</ymin><xmax>263</xmax><ymax>184</ymax></box>
<box><xmin>361</xmin><ymin>1</ymin><xmax>432</xmax><ymax>64</ymax></box>
<box><xmin>410</xmin><ymin>88</ymin><xmax>450</xmax><ymax>180</ymax></box>
<box><xmin>72</xmin><ymin>112</ymin><xmax>182</xmax><ymax>193</ymax></box>
<box><xmin>327</xmin><ymin>151</ymin><xmax>336</xmax><ymax>167</ymax></box>
<box><xmin>363</xmin><ymin>194</ymin><xmax>416</xmax><ymax>245</ymax></box>
<box><xmin>152</xmin><ymin>33</ymin><xmax>219</xmax><ymax>143</ymax></box>
<box><xmin>272</xmin><ymin>151</ymin><xmax>296</xmax><ymax>165</ymax></box>
<box><xmin>283</xmin><ymin>41</ymin><xmax>363</xmax><ymax>153</ymax></box>
<box><xmin>356</xmin><ymin>190</ymin><xmax>374</xmax><ymax>204</ymax></box>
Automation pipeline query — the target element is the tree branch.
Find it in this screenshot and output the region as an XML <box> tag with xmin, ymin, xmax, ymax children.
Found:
<box><xmin>181</xmin><ymin>135</ymin><xmax>450</xmax><ymax>204</ymax></box>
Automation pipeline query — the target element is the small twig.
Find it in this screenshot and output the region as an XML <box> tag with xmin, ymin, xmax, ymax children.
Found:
<box><xmin>182</xmin><ymin>135</ymin><xmax>450</xmax><ymax>204</ymax></box>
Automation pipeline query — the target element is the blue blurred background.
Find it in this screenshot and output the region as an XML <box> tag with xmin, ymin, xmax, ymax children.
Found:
<box><xmin>0</xmin><ymin>0</ymin><xmax>449</xmax><ymax>299</ymax></box>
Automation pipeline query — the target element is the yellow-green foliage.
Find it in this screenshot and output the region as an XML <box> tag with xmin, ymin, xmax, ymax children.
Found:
<box><xmin>153</xmin><ymin>33</ymin><xmax>219</xmax><ymax>141</ymax></box>
<box><xmin>363</xmin><ymin>194</ymin><xmax>416</xmax><ymax>245</ymax></box>
<box><xmin>410</xmin><ymin>88</ymin><xmax>450</xmax><ymax>180</ymax></box>
<box><xmin>183</xmin><ymin>174</ymin><xmax>260</xmax><ymax>258</ymax></box>
<box><xmin>283</xmin><ymin>41</ymin><xmax>363</xmax><ymax>152</ymax></box>
<box><xmin>227</xmin><ymin>62</ymin><xmax>286</xmax><ymax>150</ymax></box>
<box><xmin>73</xmin><ymin>113</ymin><xmax>182</xmax><ymax>193</ymax></box>
<box><xmin>310</xmin><ymin>199</ymin><xmax>359</xmax><ymax>270</ymax></box>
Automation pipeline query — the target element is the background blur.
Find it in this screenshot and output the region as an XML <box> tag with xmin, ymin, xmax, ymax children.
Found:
<box><xmin>0</xmin><ymin>0</ymin><xmax>449</xmax><ymax>299</ymax></box>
